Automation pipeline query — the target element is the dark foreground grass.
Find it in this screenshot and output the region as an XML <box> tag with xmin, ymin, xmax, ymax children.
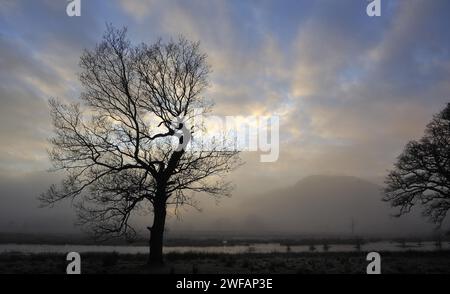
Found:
<box><xmin>1</xmin><ymin>251</ymin><xmax>449</xmax><ymax>274</ymax></box>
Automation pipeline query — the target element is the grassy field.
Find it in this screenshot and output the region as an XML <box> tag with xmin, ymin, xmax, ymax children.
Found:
<box><xmin>1</xmin><ymin>251</ymin><xmax>450</xmax><ymax>274</ymax></box>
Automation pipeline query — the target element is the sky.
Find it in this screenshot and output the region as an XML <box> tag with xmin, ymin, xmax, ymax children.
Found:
<box><xmin>0</xmin><ymin>0</ymin><xmax>449</xmax><ymax>235</ymax></box>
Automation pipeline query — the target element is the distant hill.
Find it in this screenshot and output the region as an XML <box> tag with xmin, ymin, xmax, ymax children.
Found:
<box><xmin>235</xmin><ymin>175</ymin><xmax>436</xmax><ymax>237</ymax></box>
<box><xmin>0</xmin><ymin>172</ymin><xmax>441</xmax><ymax>239</ymax></box>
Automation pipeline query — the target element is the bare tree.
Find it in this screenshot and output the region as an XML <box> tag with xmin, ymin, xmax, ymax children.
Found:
<box><xmin>384</xmin><ymin>103</ymin><xmax>450</xmax><ymax>226</ymax></box>
<box><xmin>40</xmin><ymin>25</ymin><xmax>241</xmax><ymax>264</ymax></box>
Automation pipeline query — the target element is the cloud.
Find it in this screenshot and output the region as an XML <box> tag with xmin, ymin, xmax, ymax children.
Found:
<box><xmin>0</xmin><ymin>0</ymin><xmax>101</xmax><ymax>174</ymax></box>
<box><xmin>118</xmin><ymin>0</ymin><xmax>155</xmax><ymax>21</ymax></box>
<box><xmin>284</xmin><ymin>0</ymin><xmax>450</xmax><ymax>182</ymax></box>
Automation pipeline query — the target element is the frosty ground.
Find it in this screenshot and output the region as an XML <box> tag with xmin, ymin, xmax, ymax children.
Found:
<box><xmin>1</xmin><ymin>251</ymin><xmax>450</xmax><ymax>274</ymax></box>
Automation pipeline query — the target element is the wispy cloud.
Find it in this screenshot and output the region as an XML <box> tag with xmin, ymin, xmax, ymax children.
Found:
<box><xmin>0</xmin><ymin>0</ymin><xmax>449</xmax><ymax>195</ymax></box>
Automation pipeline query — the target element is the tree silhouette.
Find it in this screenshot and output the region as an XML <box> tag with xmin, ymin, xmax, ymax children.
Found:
<box><xmin>384</xmin><ymin>103</ymin><xmax>450</xmax><ymax>226</ymax></box>
<box><xmin>40</xmin><ymin>25</ymin><xmax>241</xmax><ymax>264</ymax></box>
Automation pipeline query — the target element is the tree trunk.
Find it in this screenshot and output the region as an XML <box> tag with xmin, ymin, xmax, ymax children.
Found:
<box><xmin>148</xmin><ymin>197</ymin><xmax>167</xmax><ymax>265</ymax></box>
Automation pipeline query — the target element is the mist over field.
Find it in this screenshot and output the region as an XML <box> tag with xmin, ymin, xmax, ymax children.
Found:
<box><xmin>0</xmin><ymin>171</ymin><xmax>441</xmax><ymax>238</ymax></box>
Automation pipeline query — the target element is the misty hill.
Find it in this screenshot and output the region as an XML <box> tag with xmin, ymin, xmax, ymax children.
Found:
<box><xmin>233</xmin><ymin>175</ymin><xmax>436</xmax><ymax>237</ymax></box>
<box><xmin>0</xmin><ymin>172</ymin><xmax>440</xmax><ymax>238</ymax></box>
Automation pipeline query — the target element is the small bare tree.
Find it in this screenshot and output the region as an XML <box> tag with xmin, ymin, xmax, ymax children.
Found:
<box><xmin>384</xmin><ymin>103</ymin><xmax>450</xmax><ymax>226</ymax></box>
<box><xmin>41</xmin><ymin>25</ymin><xmax>241</xmax><ymax>264</ymax></box>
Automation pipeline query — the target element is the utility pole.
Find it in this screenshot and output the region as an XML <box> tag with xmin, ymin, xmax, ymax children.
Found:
<box><xmin>351</xmin><ymin>218</ymin><xmax>355</xmax><ymax>235</ymax></box>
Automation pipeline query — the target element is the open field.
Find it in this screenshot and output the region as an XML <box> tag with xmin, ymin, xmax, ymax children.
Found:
<box><xmin>1</xmin><ymin>251</ymin><xmax>450</xmax><ymax>274</ymax></box>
